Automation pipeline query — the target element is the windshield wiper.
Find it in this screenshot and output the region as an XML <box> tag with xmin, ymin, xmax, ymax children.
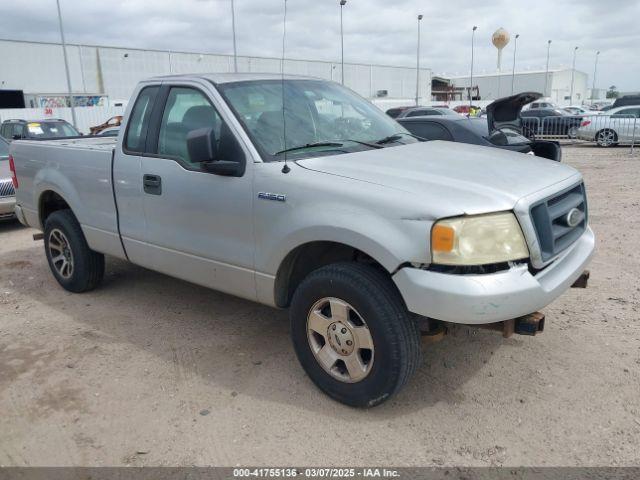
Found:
<box><xmin>342</xmin><ymin>139</ymin><xmax>384</xmax><ymax>149</ymax></box>
<box><xmin>375</xmin><ymin>132</ymin><xmax>423</xmax><ymax>144</ymax></box>
<box><xmin>274</xmin><ymin>142</ymin><xmax>344</xmax><ymax>155</ymax></box>
<box><xmin>275</xmin><ymin>139</ymin><xmax>383</xmax><ymax>156</ymax></box>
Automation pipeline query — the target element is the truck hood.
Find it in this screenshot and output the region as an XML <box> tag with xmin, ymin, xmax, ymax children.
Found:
<box><xmin>296</xmin><ymin>141</ymin><xmax>580</xmax><ymax>215</ymax></box>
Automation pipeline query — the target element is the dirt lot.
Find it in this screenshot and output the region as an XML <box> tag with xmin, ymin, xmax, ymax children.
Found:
<box><xmin>0</xmin><ymin>145</ymin><xmax>639</xmax><ymax>467</ymax></box>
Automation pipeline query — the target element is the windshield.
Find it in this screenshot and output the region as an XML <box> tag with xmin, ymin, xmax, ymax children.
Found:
<box><xmin>218</xmin><ymin>79</ymin><xmax>417</xmax><ymax>160</ymax></box>
<box><xmin>26</xmin><ymin>122</ymin><xmax>80</xmax><ymax>138</ymax></box>
<box><xmin>0</xmin><ymin>138</ymin><xmax>8</xmax><ymax>158</ymax></box>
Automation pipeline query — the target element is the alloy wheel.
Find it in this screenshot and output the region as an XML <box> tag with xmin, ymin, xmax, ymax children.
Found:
<box><xmin>48</xmin><ymin>228</ymin><xmax>74</xmax><ymax>279</ymax></box>
<box><xmin>597</xmin><ymin>130</ymin><xmax>616</xmax><ymax>147</ymax></box>
<box><xmin>306</xmin><ymin>297</ymin><xmax>374</xmax><ymax>383</ymax></box>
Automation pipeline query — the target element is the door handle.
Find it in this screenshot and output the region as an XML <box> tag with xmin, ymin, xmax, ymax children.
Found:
<box><xmin>143</xmin><ymin>174</ymin><xmax>162</xmax><ymax>195</ymax></box>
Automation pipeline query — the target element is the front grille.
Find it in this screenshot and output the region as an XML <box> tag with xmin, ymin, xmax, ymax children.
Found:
<box><xmin>530</xmin><ymin>182</ymin><xmax>587</xmax><ymax>262</ymax></box>
<box><xmin>0</xmin><ymin>179</ymin><xmax>15</xmax><ymax>198</ymax></box>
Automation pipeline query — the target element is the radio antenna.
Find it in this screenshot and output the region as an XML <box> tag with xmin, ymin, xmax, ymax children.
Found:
<box><xmin>280</xmin><ymin>0</ymin><xmax>290</xmax><ymax>174</ymax></box>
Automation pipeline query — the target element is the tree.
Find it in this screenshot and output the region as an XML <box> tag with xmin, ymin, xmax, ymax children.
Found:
<box><xmin>606</xmin><ymin>85</ymin><xmax>619</xmax><ymax>99</ymax></box>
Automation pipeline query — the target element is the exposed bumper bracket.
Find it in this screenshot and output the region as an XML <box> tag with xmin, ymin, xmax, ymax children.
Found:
<box><xmin>472</xmin><ymin>312</ymin><xmax>545</xmax><ymax>338</ymax></box>
<box><xmin>571</xmin><ymin>269</ymin><xmax>590</xmax><ymax>288</ymax></box>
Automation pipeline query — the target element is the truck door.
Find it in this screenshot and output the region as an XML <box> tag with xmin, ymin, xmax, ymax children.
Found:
<box><xmin>134</xmin><ymin>83</ymin><xmax>256</xmax><ymax>301</ymax></box>
<box><xmin>113</xmin><ymin>84</ymin><xmax>161</xmax><ymax>263</ymax></box>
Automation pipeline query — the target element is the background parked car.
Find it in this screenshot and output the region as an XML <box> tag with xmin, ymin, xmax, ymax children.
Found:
<box><xmin>0</xmin><ymin>119</ymin><xmax>80</xmax><ymax>140</ymax></box>
<box><xmin>95</xmin><ymin>126</ymin><xmax>120</xmax><ymax>137</ymax></box>
<box><xmin>0</xmin><ymin>136</ymin><xmax>15</xmax><ymax>220</ymax></box>
<box><xmin>399</xmin><ymin>92</ymin><xmax>561</xmax><ymax>161</ymax></box>
<box><xmin>526</xmin><ymin>100</ymin><xmax>556</xmax><ymax>110</ymax></box>
<box><xmin>89</xmin><ymin>115</ymin><xmax>123</xmax><ymax>135</ymax></box>
<box><xmin>396</xmin><ymin>107</ymin><xmax>458</xmax><ymax>118</ymax></box>
<box><xmin>563</xmin><ymin>106</ymin><xmax>601</xmax><ymax>116</ymax></box>
<box><xmin>612</xmin><ymin>95</ymin><xmax>640</xmax><ymax>108</ymax></box>
<box><xmin>576</xmin><ymin>105</ymin><xmax>640</xmax><ymax>147</ymax></box>
<box><xmin>385</xmin><ymin>106</ymin><xmax>413</xmax><ymax>118</ymax></box>
<box><xmin>398</xmin><ymin>116</ymin><xmax>536</xmax><ymax>154</ymax></box>
<box><xmin>452</xmin><ymin>105</ymin><xmax>480</xmax><ymax>116</ymax></box>
<box><xmin>520</xmin><ymin>108</ymin><xmax>583</xmax><ymax>138</ymax></box>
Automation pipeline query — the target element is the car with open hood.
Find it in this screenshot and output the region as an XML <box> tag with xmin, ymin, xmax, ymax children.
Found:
<box><xmin>399</xmin><ymin>92</ymin><xmax>561</xmax><ymax>161</ymax></box>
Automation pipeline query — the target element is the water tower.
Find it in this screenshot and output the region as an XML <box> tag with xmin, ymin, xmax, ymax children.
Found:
<box><xmin>492</xmin><ymin>27</ymin><xmax>510</xmax><ymax>98</ymax></box>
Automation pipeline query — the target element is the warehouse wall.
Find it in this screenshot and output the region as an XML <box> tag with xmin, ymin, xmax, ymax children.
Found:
<box><xmin>449</xmin><ymin>68</ymin><xmax>589</xmax><ymax>105</ymax></box>
<box><xmin>0</xmin><ymin>39</ymin><xmax>431</xmax><ymax>102</ymax></box>
<box><xmin>550</xmin><ymin>69</ymin><xmax>588</xmax><ymax>104</ymax></box>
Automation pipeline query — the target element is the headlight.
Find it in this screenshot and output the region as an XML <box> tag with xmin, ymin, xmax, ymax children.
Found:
<box><xmin>431</xmin><ymin>212</ymin><xmax>529</xmax><ymax>266</ymax></box>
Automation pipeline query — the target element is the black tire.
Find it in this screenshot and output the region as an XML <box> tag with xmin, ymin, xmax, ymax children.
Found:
<box><xmin>289</xmin><ymin>262</ymin><xmax>421</xmax><ymax>408</ymax></box>
<box><xmin>44</xmin><ymin>209</ymin><xmax>105</xmax><ymax>293</ymax></box>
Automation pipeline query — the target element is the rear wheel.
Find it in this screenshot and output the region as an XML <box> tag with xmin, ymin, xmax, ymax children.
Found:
<box><xmin>596</xmin><ymin>129</ymin><xmax>618</xmax><ymax>147</ymax></box>
<box><xmin>290</xmin><ymin>262</ymin><xmax>421</xmax><ymax>407</ymax></box>
<box><xmin>44</xmin><ymin>210</ymin><xmax>105</xmax><ymax>293</ymax></box>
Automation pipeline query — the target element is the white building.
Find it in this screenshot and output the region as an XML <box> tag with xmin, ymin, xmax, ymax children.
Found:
<box><xmin>449</xmin><ymin>68</ymin><xmax>589</xmax><ymax>105</ymax></box>
<box><xmin>0</xmin><ymin>38</ymin><xmax>431</xmax><ymax>107</ymax></box>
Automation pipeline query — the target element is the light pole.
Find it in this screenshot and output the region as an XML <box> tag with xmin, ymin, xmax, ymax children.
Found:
<box><xmin>415</xmin><ymin>14</ymin><xmax>423</xmax><ymax>106</ymax></box>
<box><xmin>570</xmin><ymin>46</ymin><xmax>578</xmax><ymax>104</ymax></box>
<box><xmin>55</xmin><ymin>0</ymin><xmax>77</xmax><ymax>128</ymax></box>
<box><xmin>340</xmin><ymin>0</ymin><xmax>347</xmax><ymax>85</ymax></box>
<box><xmin>469</xmin><ymin>26</ymin><xmax>477</xmax><ymax>106</ymax></box>
<box><xmin>544</xmin><ymin>40</ymin><xmax>551</xmax><ymax>98</ymax></box>
<box><xmin>231</xmin><ymin>0</ymin><xmax>238</xmax><ymax>72</ymax></box>
<box><xmin>591</xmin><ymin>50</ymin><xmax>600</xmax><ymax>101</ymax></box>
<box><xmin>511</xmin><ymin>33</ymin><xmax>519</xmax><ymax>95</ymax></box>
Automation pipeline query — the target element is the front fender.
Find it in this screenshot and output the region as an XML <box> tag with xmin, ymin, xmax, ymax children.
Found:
<box><xmin>257</xmin><ymin>200</ymin><xmax>431</xmax><ymax>276</ymax></box>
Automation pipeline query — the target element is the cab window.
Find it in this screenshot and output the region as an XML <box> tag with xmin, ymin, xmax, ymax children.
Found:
<box><xmin>124</xmin><ymin>86</ymin><xmax>160</xmax><ymax>153</ymax></box>
<box><xmin>157</xmin><ymin>87</ymin><xmax>224</xmax><ymax>167</ymax></box>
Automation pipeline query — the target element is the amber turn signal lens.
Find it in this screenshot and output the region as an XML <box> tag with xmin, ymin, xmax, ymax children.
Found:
<box><xmin>432</xmin><ymin>224</ymin><xmax>455</xmax><ymax>252</ymax></box>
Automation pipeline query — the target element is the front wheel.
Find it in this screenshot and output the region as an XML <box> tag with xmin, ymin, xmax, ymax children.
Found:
<box><xmin>44</xmin><ymin>209</ymin><xmax>105</xmax><ymax>293</ymax></box>
<box><xmin>290</xmin><ymin>263</ymin><xmax>421</xmax><ymax>407</ymax></box>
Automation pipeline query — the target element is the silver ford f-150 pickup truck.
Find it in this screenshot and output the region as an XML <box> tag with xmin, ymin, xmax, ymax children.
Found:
<box><xmin>10</xmin><ymin>73</ymin><xmax>594</xmax><ymax>407</ymax></box>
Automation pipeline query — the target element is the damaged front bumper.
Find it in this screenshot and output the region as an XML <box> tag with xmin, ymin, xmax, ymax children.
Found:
<box><xmin>393</xmin><ymin>227</ymin><xmax>595</xmax><ymax>324</ymax></box>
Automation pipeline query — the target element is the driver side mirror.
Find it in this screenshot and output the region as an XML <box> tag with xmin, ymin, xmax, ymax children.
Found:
<box><xmin>186</xmin><ymin>127</ymin><xmax>243</xmax><ymax>177</ymax></box>
<box><xmin>187</xmin><ymin>127</ymin><xmax>218</xmax><ymax>163</ymax></box>
<box><xmin>12</xmin><ymin>134</ymin><xmax>22</xmax><ymax>140</ymax></box>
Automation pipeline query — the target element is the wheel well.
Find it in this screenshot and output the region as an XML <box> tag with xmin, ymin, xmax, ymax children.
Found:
<box><xmin>274</xmin><ymin>241</ymin><xmax>388</xmax><ymax>308</ymax></box>
<box><xmin>39</xmin><ymin>190</ymin><xmax>71</xmax><ymax>227</ymax></box>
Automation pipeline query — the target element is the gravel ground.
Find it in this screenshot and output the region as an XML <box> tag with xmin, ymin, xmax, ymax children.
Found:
<box><xmin>0</xmin><ymin>145</ymin><xmax>639</xmax><ymax>467</ymax></box>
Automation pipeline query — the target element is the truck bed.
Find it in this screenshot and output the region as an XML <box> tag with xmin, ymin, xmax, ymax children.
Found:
<box><xmin>12</xmin><ymin>135</ymin><xmax>124</xmax><ymax>258</ymax></box>
<box><xmin>22</xmin><ymin>136</ymin><xmax>118</xmax><ymax>151</ymax></box>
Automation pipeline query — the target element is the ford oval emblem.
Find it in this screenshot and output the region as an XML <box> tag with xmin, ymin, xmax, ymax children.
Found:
<box><xmin>565</xmin><ymin>208</ymin><xmax>583</xmax><ymax>228</ymax></box>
